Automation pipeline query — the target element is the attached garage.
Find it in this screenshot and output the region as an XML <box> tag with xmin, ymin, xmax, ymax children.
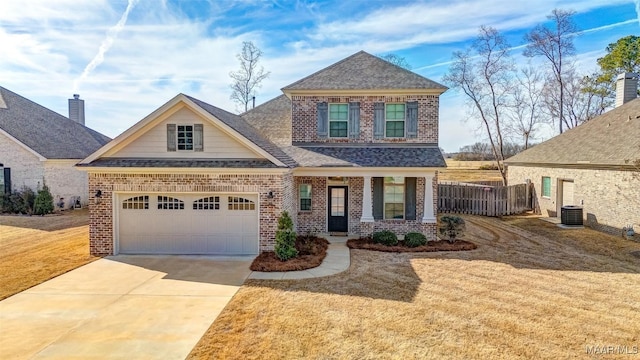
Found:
<box><xmin>116</xmin><ymin>193</ymin><xmax>259</xmax><ymax>255</ymax></box>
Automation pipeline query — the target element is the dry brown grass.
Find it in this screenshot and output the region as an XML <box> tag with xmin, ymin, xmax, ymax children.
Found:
<box><xmin>440</xmin><ymin>159</ymin><xmax>503</xmax><ymax>182</ymax></box>
<box><xmin>189</xmin><ymin>215</ymin><xmax>640</xmax><ymax>360</ymax></box>
<box><xmin>0</xmin><ymin>210</ymin><xmax>97</xmax><ymax>300</ymax></box>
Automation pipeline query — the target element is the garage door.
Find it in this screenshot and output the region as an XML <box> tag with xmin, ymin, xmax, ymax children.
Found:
<box><xmin>117</xmin><ymin>193</ymin><xmax>259</xmax><ymax>255</ymax></box>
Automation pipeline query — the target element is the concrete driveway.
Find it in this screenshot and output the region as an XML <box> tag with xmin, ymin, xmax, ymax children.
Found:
<box><xmin>0</xmin><ymin>255</ymin><xmax>253</xmax><ymax>359</ymax></box>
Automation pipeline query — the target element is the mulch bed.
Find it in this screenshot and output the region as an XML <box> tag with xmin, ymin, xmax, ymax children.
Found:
<box><xmin>347</xmin><ymin>237</ymin><xmax>477</xmax><ymax>252</ymax></box>
<box><xmin>250</xmin><ymin>236</ymin><xmax>329</xmax><ymax>272</ymax></box>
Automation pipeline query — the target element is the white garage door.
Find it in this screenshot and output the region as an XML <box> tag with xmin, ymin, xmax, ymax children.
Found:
<box><xmin>117</xmin><ymin>193</ymin><xmax>259</xmax><ymax>255</ymax></box>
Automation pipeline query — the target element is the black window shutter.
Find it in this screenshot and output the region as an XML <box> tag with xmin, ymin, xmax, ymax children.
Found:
<box><xmin>348</xmin><ymin>102</ymin><xmax>360</xmax><ymax>139</ymax></box>
<box><xmin>167</xmin><ymin>124</ymin><xmax>177</xmax><ymax>151</ymax></box>
<box><xmin>3</xmin><ymin>168</ymin><xmax>11</xmax><ymax>194</ymax></box>
<box><xmin>193</xmin><ymin>124</ymin><xmax>204</xmax><ymax>152</ymax></box>
<box><xmin>317</xmin><ymin>102</ymin><xmax>328</xmax><ymax>138</ymax></box>
<box><xmin>407</xmin><ymin>101</ymin><xmax>418</xmax><ymax>138</ymax></box>
<box><xmin>373</xmin><ymin>177</ymin><xmax>383</xmax><ymax>220</ymax></box>
<box><xmin>405</xmin><ymin>177</ymin><xmax>417</xmax><ymax>220</ymax></box>
<box><xmin>373</xmin><ymin>102</ymin><xmax>385</xmax><ymax>139</ymax></box>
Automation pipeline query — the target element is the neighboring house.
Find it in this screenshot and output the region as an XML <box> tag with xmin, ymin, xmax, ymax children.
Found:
<box><xmin>78</xmin><ymin>51</ymin><xmax>448</xmax><ymax>256</ymax></box>
<box><xmin>506</xmin><ymin>73</ymin><xmax>640</xmax><ymax>234</ymax></box>
<box><xmin>0</xmin><ymin>86</ymin><xmax>111</xmax><ymax>209</ymax></box>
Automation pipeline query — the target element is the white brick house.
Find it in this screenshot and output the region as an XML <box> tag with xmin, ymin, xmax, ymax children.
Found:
<box><xmin>79</xmin><ymin>51</ymin><xmax>448</xmax><ymax>256</ymax></box>
<box><xmin>0</xmin><ymin>87</ymin><xmax>110</xmax><ymax>209</ymax></box>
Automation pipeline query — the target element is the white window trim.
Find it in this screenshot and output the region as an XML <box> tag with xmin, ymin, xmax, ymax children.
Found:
<box><xmin>177</xmin><ymin>124</ymin><xmax>194</xmax><ymax>151</ymax></box>
<box><xmin>299</xmin><ymin>184</ymin><xmax>312</xmax><ymax>212</ymax></box>
<box><xmin>541</xmin><ymin>176</ymin><xmax>551</xmax><ymax>199</ymax></box>
<box><xmin>384</xmin><ymin>103</ymin><xmax>406</xmax><ymax>138</ymax></box>
<box><xmin>328</xmin><ymin>103</ymin><xmax>349</xmax><ymax>138</ymax></box>
<box><xmin>383</xmin><ymin>177</ymin><xmax>405</xmax><ymax>220</ymax></box>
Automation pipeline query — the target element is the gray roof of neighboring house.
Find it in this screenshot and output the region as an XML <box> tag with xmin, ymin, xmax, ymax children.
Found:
<box><xmin>0</xmin><ymin>86</ymin><xmax>111</xmax><ymax>159</ymax></box>
<box><xmin>79</xmin><ymin>158</ymin><xmax>279</xmax><ymax>168</ymax></box>
<box><xmin>282</xmin><ymin>51</ymin><xmax>448</xmax><ymax>91</ymax></box>
<box><xmin>282</xmin><ymin>145</ymin><xmax>446</xmax><ymax>167</ymax></box>
<box><xmin>184</xmin><ymin>95</ymin><xmax>296</xmax><ymax>167</ymax></box>
<box><xmin>241</xmin><ymin>94</ymin><xmax>292</xmax><ymax>147</ymax></box>
<box><xmin>506</xmin><ymin>98</ymin><xmax>640</xmax><ymax>167</ymax></box>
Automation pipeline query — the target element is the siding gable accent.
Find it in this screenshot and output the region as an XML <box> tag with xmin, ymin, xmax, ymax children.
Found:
<box><xmin>167</xmin><ymin>124</ymin><xmax>176</xmax><ymax>152</ymax></box>
<box><xmin>373</xmin><ymin>176</ymin><xmax>383</xmax><ymax>220</ymax></box>
<box><xmin>405</xmin><ymin>177</ymin><xmax>417</xmax><ymax>220</ymax></box>
<box><xmin>193</xmin><ymin>124</ymin><xmax>203</xmax><ymax>152</ymax></box>
<box><xmin>348</xmin><ymin>102</ymin><xmax>360</xmax><ymax>138</ymax></box>
<box><xmin>317</xmin><ymin>102</ymin><xmax>328</xmax><ymax>138</ymax></box>
<box><xmin>373</xmin><ymin>102</ymin><xmax>385</xmax><ymax>139</ymax></box>
<box><xmin>406</xmin><ymin>101</ymin><xmax>418</xmax><ymax>138</ymax></box>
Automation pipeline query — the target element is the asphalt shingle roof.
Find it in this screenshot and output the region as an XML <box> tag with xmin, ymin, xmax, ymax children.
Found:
<box><xmin>0</xmin><ymin>86</ymin><xmax>111</xmax><ymax>159</ymax></box>
<box><xmin>282</xmin><ymin>51</ymin><xmax>448</xmax><ymax>91</ymax></box>
<box><xmin>79</xmin><ymin>158</ymin><xmax>279</xmax><ymax>168</ymax></box>
<box><xmin>282</xmin><ymin>145</ymin><xmax>446</xmax><ymax>168</ymax></box>
<box><xmin>506</xmin><ymin>98</ymin><xmax>640</xmax><ymax>167</ymax></box>
<box><xmin>241</xmin><ymin>94</ymin><xmax>292</xmax><ymax>147</ymax></box>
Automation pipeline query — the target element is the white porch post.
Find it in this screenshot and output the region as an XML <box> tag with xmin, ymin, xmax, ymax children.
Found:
<box><xmin>361</xmin><ymin>176</ymin><xmax>374</xmax><ymax>222</ymax></box>
<box><xmin>422</xmin><ymin>174</ymin><xmax>436</xmax><ymax>223</ymax></box>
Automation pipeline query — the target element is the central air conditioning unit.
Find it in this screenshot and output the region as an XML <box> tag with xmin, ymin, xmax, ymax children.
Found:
<box><xmin>561</xmin><ymin>206</ymin><xmax>583</xmax><ymax>226</ymax></box>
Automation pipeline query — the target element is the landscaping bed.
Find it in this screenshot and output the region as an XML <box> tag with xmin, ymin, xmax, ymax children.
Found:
<box><xmin>347</xmin><ymin>237</ymin><xmax>477</xmax><ymax>252</ymax></box>
<box><xmin>249</xmin><ymin>236</ymin><xmax>329</xmax><ymax>272</ymax></box>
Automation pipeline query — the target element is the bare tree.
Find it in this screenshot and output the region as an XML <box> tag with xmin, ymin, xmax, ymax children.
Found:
<box><xmin>507</xmin><ymin>65</ymin><xmax>546</xmax><ymax>149</ymax></box>
<box><xmin>380</xmin><ymin>54</ymin><xmax>412</xmax><ymax>70</ymax></box>
<box><xmin>443</xmin><ymin>26</ymin><xmax>515</xmax><ymax>185</ymax></box>
<box><xmin>230</xmin><ymin>41</ymin><xmax>270</xmax><ymax>113</ymax></box>
<box><xmin>524</xmin><ymin>9</ymin><xmax>578</xmax><ymax>134</ymax></box>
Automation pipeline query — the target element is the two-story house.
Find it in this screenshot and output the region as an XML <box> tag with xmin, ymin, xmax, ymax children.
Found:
<box><xmin>79</xmin><ymin>51</ymin><xmax>447</xmax><ymax>256</ymax></box>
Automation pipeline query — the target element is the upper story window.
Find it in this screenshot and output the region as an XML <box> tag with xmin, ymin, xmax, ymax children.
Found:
<box><xmin>177</xmin><ymin>125</ymin><xmax>193</xmax><ymax>150</ymax></box>
<box><xmin>329</xmin><ymin>104</ymin><xmax>348</xmax><ymax>138</ymax></box>
<box><xmin>385</xmin><ymin>104</ymin><xmax>405</xmax><ymax>138</ymax></box>
<box><xmin>167</xmin><ymin>124</ymin><xmax>203</xmax><ymax>152</ymax></box>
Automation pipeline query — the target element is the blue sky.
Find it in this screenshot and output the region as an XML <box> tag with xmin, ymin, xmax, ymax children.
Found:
<box><xmin>1</xmin><ymin>0</ymin><xmax>638</xmax><ymax>152</ymax></box>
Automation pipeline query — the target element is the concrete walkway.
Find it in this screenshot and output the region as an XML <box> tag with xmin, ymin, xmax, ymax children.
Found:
<box><xmin>248</xmin><ymin>236</ymin><xmax>351</xmax><ymax>280</ymax></box>
<box><xmin>0</xmin><ymin>255</ymin><xmax>253</xmax><ymax>360</ymax></box>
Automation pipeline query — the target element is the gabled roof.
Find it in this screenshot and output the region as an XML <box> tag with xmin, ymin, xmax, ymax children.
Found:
<box><xmin>241</xmin><ymin>94</ymin><xmax>292</xmax><ymax>147</ymax></box>
<box><xmin>506</xmin><ymin>98</ymin><xmax>640</xmax><ymax>167</ymax></box>
<box><xmin>283</xmin><ymin>145</ymin><xmax>446</xmax><ymax>168</ymax></box>
<box><xmin>0</xmin><ymin>86</ymin><xmax>111</xmax><ymax>159</ymax></box>
<box><xmin>281</xmin><ymin>51</ymin><xmax>447</xmax><ymax>93</ymax></box>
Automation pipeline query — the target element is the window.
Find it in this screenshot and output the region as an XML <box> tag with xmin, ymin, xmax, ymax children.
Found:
<box><xmin>157</xmin><ymin>196</ymin><xmax>184</xmax><ymax>210</ymax></box>
<box><xmin>299</xmin><ymin>184</ymin><xmax>312</xmax><ymax>211</ymax></box>
<box><xmin>384</xmin><ymin>177</ymin><xmax>404</xmax><ymax>219</ymax></box>
<box><xmin>329</xmin><ymin>103</ymin><xmax>348</xmax><ymax>137</ymax></box>
<box><xmin>228</xmin><ymin>196</ymin><xmax>255</xmax><ymax>210</ymax></box>
<box><xmin>177</xmin><ymin>125</ymin><xmax>193</xmax><ymax>150</ymax></box>
<box><xmin>542</xmin><ymin>177</ymin><xmax>551</xmax><ymax>198</ymax></box>
<box><xmin>385</xmin><ymin>104</ymin><xmax>405</xmax><ymax>138</ymax></box>
<box><xmin>122</xmin><ymin>196</ymin><xmax>149</xmax><ymax>210</ymax></box>
<box><xmin>193</xmin><ymin>196</ymin><xmax>220</xmax><ymax>210</ymax></box>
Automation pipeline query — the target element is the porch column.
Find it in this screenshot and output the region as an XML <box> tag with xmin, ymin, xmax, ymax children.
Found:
<box><xmin>361</xmin><ymin>176</ymin><xmax>374</xmax><ymax>222</ymax></box>
<box><xmin>422</xmin><ymin>174</ymin><xmax>436</xmax><ymax>223</ymax></box>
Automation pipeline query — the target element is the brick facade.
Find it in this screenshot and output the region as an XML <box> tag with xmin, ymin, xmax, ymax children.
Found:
<box><xmin>508</xmin><ymin>166</ymin><xmax>639</xmax><ymax>233</ymax></box>
<box><xmin>291</xmin><ymin>95</ymin><xmax>439</xmax><ymax>143</ymax></box>
<box><xmin>88</xmin><ymin>172</ymin><xmax>290</xmax><ymax>256</ymax></box>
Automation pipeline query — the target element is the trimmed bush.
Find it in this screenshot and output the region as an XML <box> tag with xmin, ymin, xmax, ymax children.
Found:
<box><xmin>274</xmin><ymin>211</ymin><xmax>298</xmax><ymax>261</ymax></box>
<box><xmin>404</xmin><ymin>232</ymin><xmax>427</xmax><ymax>247</ymax></box>
<box><xmin>439</xmin><ymin>215</ymin><xmax>466</xmax><ymax>243</ymax></box>
<box><xmin>373</xmin><ymin>230</ymin><xmax>398</xmax><ymax>246</ymax></box>
<box><xmin>34</xmin><ymin>184</ymin><xmax>54</xmax><ymax>216</ymax></box>
<box><xmin>0</xmin><ymin>187</ymin><xmax>35</xmax><ymax>214</ymax></box>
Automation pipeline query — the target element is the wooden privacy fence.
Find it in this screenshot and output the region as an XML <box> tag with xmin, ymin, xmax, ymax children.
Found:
<box><xmin>438</xmin><ymin>182</ymin><xmax>531</xmax><ymax>217</ymax></box>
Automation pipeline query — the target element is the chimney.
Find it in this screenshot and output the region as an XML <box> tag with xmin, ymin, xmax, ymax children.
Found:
<box><xmin>68</xmin><ymin>94</ymin><xmax>85</xmax><ymax>125</ymax></box>
<box><xmin>615</xmin><ymin>73</ymin><xmax>638</xmax><ymax>108</ymax></box>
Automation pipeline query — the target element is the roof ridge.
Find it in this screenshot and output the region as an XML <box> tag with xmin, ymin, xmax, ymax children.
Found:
<box><xmin>240</xmin><ymin>94</ymin><xmax>288</xmax><ymax>116</ymax></box>
<box><xmin>281</xmin><ymin>51</ymin><xmax>368</xmax><ymax>91</ymax></box>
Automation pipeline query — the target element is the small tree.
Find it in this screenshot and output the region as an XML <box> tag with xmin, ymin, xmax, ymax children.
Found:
<box><xmin>274</xmin><ymin>211</ymin><xmax>298</xmax><ymax>261</ymax></box>
<box><xmin>379</xmin><ymin>53</ymin><xmax>412</xmax><ymax>70</ymax></box>
<box><xmin>34</xmin><ymin>183</ymin><xmax>54</xmax><ymax>216</ymax></box>
<box><xmin>229</xmin><ymin>41</ymin><xmax>270</xmax><ymax>113</ymax></box>
<box><xmin>438</xmin><ymin>215</ymin><xmax>466</xmax><ymax>244</ymax></box>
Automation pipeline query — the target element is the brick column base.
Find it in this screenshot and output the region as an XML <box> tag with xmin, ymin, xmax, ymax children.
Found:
<box><xmin>360</xmin><ymin>221</ymin><xmax>374</xmax><ymax>237</ymax></box>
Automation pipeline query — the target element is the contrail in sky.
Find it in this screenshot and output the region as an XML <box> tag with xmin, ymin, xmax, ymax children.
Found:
<box><xmin>635</xmin><ymin>0</ymin><xmax>640</xmax><ymax>25</ymax></box>
<box><xmin>73</xmin><ymin>0</ymin><xmax>139</xmax><ymax>93</ymax></box>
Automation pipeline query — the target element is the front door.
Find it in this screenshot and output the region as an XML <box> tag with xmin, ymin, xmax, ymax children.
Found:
<box><xmin>328</xmin><ymin>186</ymin><xmax>348</xmax><ymax>232</ymax></box>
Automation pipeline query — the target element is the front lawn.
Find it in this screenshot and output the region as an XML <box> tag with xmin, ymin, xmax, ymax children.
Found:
<box><xmin>0</xmin><ymin>210</ymin><xmax>97</xmax><ymax>300</ymax></box>
<box><xmin>189</xmin><ymin>215</ymin><xmax>640</xmax><ymax>359</ymax></box>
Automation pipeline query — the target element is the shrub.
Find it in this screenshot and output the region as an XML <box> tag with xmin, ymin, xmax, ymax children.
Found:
<box><xmin>0</xmin><ymin>187</ymin><xmax>36</xmax><ymax>214</ymax></box>
<box><xmin>373</xmin><ymin>230</ymin><xmax>398</xmax><ymax>246</ymax></box>
<box><xmin>274</xmin><ymin>211</ymin><xmax>298</xmax><ymax>261</ymax></box>
<box><xmin>404</xmin><ymin>232</ymin><xmax>427</xmax><ymax>247</ymax></box>
<box><xmin>438</xmin><ymin>215</ymin><xmax>466</xmax><ymax>243</ymax></box>
<box><xmin>33</xmin><ymin>184</ymin><xmax>54</xmax><ymax>216</ymax></box>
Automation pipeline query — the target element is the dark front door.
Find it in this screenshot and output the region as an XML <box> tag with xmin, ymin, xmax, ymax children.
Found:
<box><xmin>328</xmin><ymin>186</ymin><xmax>348</xmax><ymax>232</ymax></box>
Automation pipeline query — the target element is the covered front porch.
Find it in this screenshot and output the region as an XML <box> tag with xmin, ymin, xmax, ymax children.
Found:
<box><xmin>292</xmin><ymin>168</ymin><xmax>439</xmax><ymax>239</ymax></box>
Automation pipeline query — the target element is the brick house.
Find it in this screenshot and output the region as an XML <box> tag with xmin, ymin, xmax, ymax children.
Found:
<box><xmin>0</xmin><ymin>86</ymin><xmax>110</xmax><ymax>209</ymax></box>
<box><xmin>79</xmin><ymin>51</ymin><xmax>448</xmax><ymax>256</ymax></box>
<box><xmin>506</xmin><ymin>73</ymin><xmax>640</xmax><ymax>234</ymax></box>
